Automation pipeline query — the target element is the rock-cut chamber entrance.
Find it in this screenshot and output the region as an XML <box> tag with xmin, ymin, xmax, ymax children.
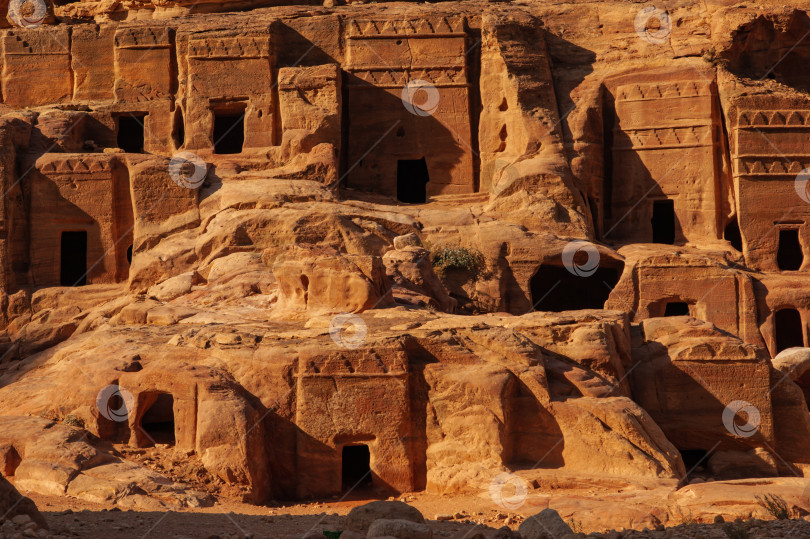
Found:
<box><xmin>60</xmin><ymin>231</ymin><xmax>87</xmax><ymax>286</ymax></box>
<box><xmin>397</xmin><ymin>158</ymin><xmax>430</xmax><ymax>203</ymax></box>
<box><xmin>116</xmin><ymin>113</ymin><xmax>146</xmax><ymax>153</ymax></box>
<box><xmin>213</xmin><ymin>105</ymin><xmax>246</xmax><ymax>155</ymax></box>
<box><xmin>530</xmin><ymin>262</ymin><xmax>623</xmax><ymax>312</ymax></box>
<box><xmin>651</xmin><ymin>199</ymin><xmax>676</xmax><ymax>244</ymax></box>
<box><xmin>341</xmin><ymin>444</ymin><xmax>372</xmax><ymax>491</ymax></box>
<box><xmin>140</xmin><ymin>393</ymin><xmax>176</xmax><ymax>446</ymax></box>
<box><xmin>775</xmin><ymin>308</ymin><xmax>804</xmax><ymax>353</ymax></box>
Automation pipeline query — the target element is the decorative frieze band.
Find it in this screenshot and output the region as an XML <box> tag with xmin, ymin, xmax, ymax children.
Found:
<box><xmin>114</xmin><ymin>27</ymin><xmax>172</xmax><ymax>49</ymax></box>
<box><xmin>188</xmin><ymin>36</ymin><xmax>272</xmax><ymax>59</ymax></box>
<box><xmin>616</xmin><ymin>80</ymin><xmax>713</xmax><ymax>102</ymax></box>
<box><xmin>737</xmin><ymin>110</ymin><xmax>810</xmax><ymax>128</ymax></box>
<box><xmin>348</xmin><ymin>17</ymin><xmax>465</xmax><ymax>38</ymax></box>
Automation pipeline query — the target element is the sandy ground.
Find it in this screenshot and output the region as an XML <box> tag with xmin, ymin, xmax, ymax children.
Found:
<box><xmin>29</xmin><ymin>491</ymin><xmax>520</xmax><ymax>538</ymax></box>
<box><xmin>18</xmin><ymin>467</ymin><xmax>810</xmax><ymax>538</ymax></box>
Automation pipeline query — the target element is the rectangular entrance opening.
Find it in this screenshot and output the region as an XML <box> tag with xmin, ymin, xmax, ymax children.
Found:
<box><xmin>140</xmin><ymin>393</ymin><xmax>175</xmax><ymax>446</ymax></box>
<box><xmin>775</xmin><ymin>308</ymin><xmax>804</xmax><ymax>352</ymax></box>
<box><xmin>117</xmin><ymin>113</ymin><xmax>146</xmax><ymax>153</ymax></box>
<box><xmin>341</xmin><ymin>444</ymin><xmax>372</xmax><ymax>491</ymax></box>
<box><xmin>213</xmin><ymin>106</ymin><xmax>246</xmax><ymax>154</ymax></box>
<box><xmin>651</xmin><ymin>199</ymin><xmax>676</xmax><ymax>244</ymax></box>
<box><xmin>60</xmin><ymin>231</ymin><xmax>87</xmax><ymax>286</ymax></box>
<box><xmin>777</xmin><ymin>229</ymin><xmax>804</xmax><ymax>271</ymax></box>
<box><xmin>664</xmin><ymin>302</ymin><xmax>690</xmax><ymax>317</ymax></box>
<box><xmin>397</xmin><ymin>158</ymin><xmax>430</xmax><ymax>203</ymax></box>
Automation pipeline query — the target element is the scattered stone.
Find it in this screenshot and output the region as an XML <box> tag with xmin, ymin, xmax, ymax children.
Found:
<box><xmin>366</xmin><ymin>518</ymin><xmax>433</xmax><ymax>538</ymax></box>
<box><xmin>344</xmin><ymin>501</ymin><xmax>425</xmax><ymax>534</ymax></box>
<box><xmin>519</xmin><ymin>509</ymin><xmax>573</xmax><ymax>539</ymax></box>
<box><xmin>393</xmin><ymin>233</ymin><xmax>422</xmax><ymax>250</ymax></box>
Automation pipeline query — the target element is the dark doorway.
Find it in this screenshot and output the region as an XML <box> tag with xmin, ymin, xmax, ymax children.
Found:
<box><xmin>530</xmin><ymin>263</ymin><xmax>623</xmax><ymax>312</ymax></box>
<box><xmin>651</xmin><ymin>199</ymin><xmax>676</xmax><ymax>244</ymax></box>
<box><xmin>680</xmin><ymin>449</ymin><xmax>709</xmax><ymax>472</ymax></box>
<box><xmin>775</xmin><ymin>308</ymin><xmax>804</xmax><ymax>353</ymax></box>
<box><xmin>777</xmin><ymin>229</ymin><xmax>804</xmax><ymax>271</ymax></box>
<box><xmin>117</xmin><ymin>114</ymin><xmax>146</xmax><ymax>153</ymax></box>
<box><xmin>664</xmin><ymin>302</ymin><xmax>690</xmax><ymax>317</ymax></box>
<box><xmin>173</xmin><ymin>108</ymin><xmax>185</xmax><ymax>149</ymax></box>
<box><xmin>141</xmin><ymin>393</ymin><xmax>175</xmax><ymax>445</ymax></box>
<box><xmin>397</xmin><ymin>158</ymin><xmax>430</xmax><ymax>203</ymax></box>
<box><xmin>60</xmin><ymin>231</ymin><xmax>87</xmax><ymax>286</ymax></box>
<box><xmin>341</xmin><ymin>444</ymin><xmax>372</xmax><ymax>490</ymax></box>
<box><xmin>724</xmin><ymin>218</ymin><xmax>743</xmax><ymax>252</ymax></box>
<box><xmin>213</xmin><ymin>109</ymin><xmax>245</xmax><ymax>154</ymax></box>
<box><xmin>126</xmin><ymin>245</ymin><xmax>133</xmax><ymax>265</ymax></box>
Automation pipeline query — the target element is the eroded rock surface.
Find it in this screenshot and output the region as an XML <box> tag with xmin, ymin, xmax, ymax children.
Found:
<box><xmin>1</xmin><ymin>0</ymin><xmax>810</xmax><ymax>535</ymax></box>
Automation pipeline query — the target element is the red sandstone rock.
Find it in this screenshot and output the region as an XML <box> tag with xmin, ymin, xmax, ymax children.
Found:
<box><xmin>382</xmin><ymin>244</ymin><xmax>456</xmax><ymax>312</ymax></box>
<box><xmin>0</xmin><ymin>1</ymin><xmax>809</xmax><ymax>534</ymax></box>
<box><xmin>0</xmin><ymin>475</ymin><xmax>46</xmax><ymax>529</ymax></box>
<box><xmin>273</xmin><ymin>245</ymin><xmax>392</xmax><ymax>315</ymax></box>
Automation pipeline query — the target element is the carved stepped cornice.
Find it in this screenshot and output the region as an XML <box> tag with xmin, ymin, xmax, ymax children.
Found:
<box><xmin>300</xmin><ymin>354</ymin><xmax>408</xmax><ymax>377</ymax></box>
<box><xmin>3</xmin><ymin>30</ymin><xmax>68</xmax><ymax>55</ymax></box>
<box><xmin>736</xmin><ymin>157</ymin><xmax>810</xmax><ymax>177</ymax></box>
<box><xmin>614</xmin><ymin>125</ymin><xmax>714</xmax><ymax>150</ymax></box>
<box><xmin>737</xmin><ymin>110</ymin><xmax>810</xmax><ymax>128</ymax></box>
<box><xmin>345</xmin><ymin>66</ymin><xmax>467</xmax><ymax>88</ymax></box>
<box><xmin>114</xmin><ymin>27</ymin><xmax>172</xmax><ymax>49</ymax></box>
<box><xmin>188</xmin><ymin>36</ymin><xmax>272</xmax><ymax>59</ymax></box>
<box><xmin>616</xmin><ymin>80</ymin><xmax>712</xmax><ymax>102</ymax></box>
<box><xmin>39</xmin><ymin>156</ymin><xmax>113</xmax><ymax>175</ymax></box>
<box><xmin>347</xmin><ymin>17</ymin><xmax>465</xmax><ymax>38</ymax></box>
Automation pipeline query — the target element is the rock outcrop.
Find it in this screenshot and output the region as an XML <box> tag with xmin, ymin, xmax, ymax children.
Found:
<box><xmin>0</xmin><ymin>0</ymin><xmax>810</xmax><ymax>534</ymax></box>
<box><xmin>0</xmin><ymin>475</ymin><xmax>46</xmax><ymax>529</ymax></box>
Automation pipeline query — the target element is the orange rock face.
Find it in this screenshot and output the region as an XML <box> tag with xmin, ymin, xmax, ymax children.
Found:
<box><xmin>3</xmin><ymin>0</ymin><xmax>810</xmax><ymax>533</ymax></box>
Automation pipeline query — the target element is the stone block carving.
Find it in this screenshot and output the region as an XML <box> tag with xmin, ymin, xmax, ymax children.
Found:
<box><xmin>606</xmin><ymin>76</ymin><xmax>723</xmax><ymax>245</ymax></box>
<box><xmin>187</xmin><ymin>36</ymin><xmax>271</xmax><ymax>59</ymax></box>
<box><xmin>732</xmin><ymin>96</ymin><xmax>810</xmax><ymax>272</ymax></box>
<box><xmin>344</xmin><ymin>17</ymin><xmax>473</xmax><ymax>199</ymax></box>
<box><xmin>2</xmin><ymin>29</ymin><xmax>72</xmax><ymax>106</ymax></box>
<box><xmin>114</xmin><ymin>27</ymin><xmax>174</xmax><ymax>103</ymax></box>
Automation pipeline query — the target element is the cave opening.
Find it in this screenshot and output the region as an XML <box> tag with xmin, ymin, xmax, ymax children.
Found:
<box><xmin>777</xmin><ymin>229</ymin><xmax>803</xmax><ymax>271</ymax></box>
<box><xmin>724</xmin><ymin>13</ymin><xmax>810</xmax><ymax>93</ymax></box>
<box><xmin>117</xmin><ymin>113</ymin><xmax>146</xmax><ymax>153</ymax></box>
<box><xmin>341</xmin><ymin>444</ymin><xmax>372</xmax><ymax>491</ymax></box>
<box><xmin>397</xmin><ymin>158</ymin><xmax>430</xmax><ymax>204</ymax></box>
<box><xmin>651</xmin><ymin>199</ymin><xmax>676</xmax><ymax>244</ymax></box>
<box><xmin>530</xmin><ymin>263</ymin><xmax>623</xmax><ymax>312</ymax></box>
<box><xmin>141</xmin><ymin>393</ymin><xmax>175</xmax><ymax>446</ymax></box>
<box><xmin>664</xmin><ymin>302</ymin><xmax>690</xmax><ymax>317</ymax></box>
<box><xmin>60</xmin><ymin>231</ymin><xmax>87</xmax><ymax>287</ymax></box>
<box><xmin>680</xmin><ymin>449</ymin><xmax>710</xmax><ymax>473</ymax></box>
<box><xmin>724</xmin><ymin>218</ymin><xmax>743</xmax><ymax>252</ymax></box>
<box><xmin>775</xmin><ymin>308</ymin><xmax>804</xmax><ymax>353</ymax></box>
